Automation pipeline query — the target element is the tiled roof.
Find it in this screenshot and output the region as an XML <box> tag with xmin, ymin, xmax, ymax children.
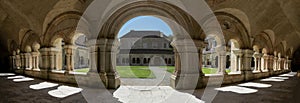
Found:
<box><xmin>120</xmin><ymin>30</ymin><xmax>167</xmax><ymax>38</ymax></box>
<box><xmin>119</xmin><ymin>49</ymin><xmax>174</xmax><ymax>54</ymax></box>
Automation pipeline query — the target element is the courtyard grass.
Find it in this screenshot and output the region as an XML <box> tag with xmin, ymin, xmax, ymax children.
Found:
<box><xmin>162</xmin><ymin>66</ymin><xmax>231</xmax><ymax>74</ymax></box>
<box><xmin>74</xmin><ymin>66</ymin><xmax>231</xmax><ymax>78</ymax></box>
<box><xmin>74</xmin><ymin>66</ymin><xmax>155</xmax><ymax>78</ymax></box>
<box><xmin>116</xmin><ymin>66</ymin><xmax>155</xmax><ymax>78</ymax></box>
<box><xmin>74</xmin><ymin>68</ymin><xmax>90</xmax><ymax>73</ymax></box>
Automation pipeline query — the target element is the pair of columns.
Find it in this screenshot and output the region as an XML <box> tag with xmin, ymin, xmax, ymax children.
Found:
<box><xmin>17</xmin><ymin>53</ymin><xmax>32</xmax><ymax>70</ymax></box>
<box><xmin>39</xmin><ymin>45</ymin><xmax>75</xmax><ymax>73</ymax></box>
<box><xmin>253</xmin><ymin>54</ymin><xmax>272</xmax><ymax>73</ymax></box>
<box><xmin>11</xmin><ymin>52</ymin><xmax>40</xmax><ymax>71</ymax></box>
<box><xmin>253</xmin><ymin>52</ymin><xmax>262</xmax><ymax>72</ymax></box>
<box><xmin>231</xmin><ymin>50</ymin><xmax>243</xmax><ymax>73</ymax></box>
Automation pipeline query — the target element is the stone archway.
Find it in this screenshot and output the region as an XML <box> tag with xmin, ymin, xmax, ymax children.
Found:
<box><xmin>96</xmin><ymin>1</ymin><xmax>205</xmax><ymax>89</ymax></box>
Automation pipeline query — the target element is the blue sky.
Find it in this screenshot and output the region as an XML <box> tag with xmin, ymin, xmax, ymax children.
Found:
<box><xmin>118</xmin><ymin>16</ymin><xmax>173</xmax><ymax>38</ymax></box>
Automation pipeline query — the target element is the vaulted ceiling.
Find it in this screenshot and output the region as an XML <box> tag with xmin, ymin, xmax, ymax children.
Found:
<box><xmin>0</xmin><ymin>0</ymin><xmax>299</xmax><ymax>55</ymax></box>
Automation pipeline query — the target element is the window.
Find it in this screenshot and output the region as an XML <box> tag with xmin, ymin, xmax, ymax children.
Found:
<box><xmin>137</xmin><ymin>58</ymin><xmax>140</xmax><ymax>64</ymax></box>
<box><xmin>165</xmin><ymin>58</ymin><xmax>168</xmax><ymax>64</ymax></box>
<box><xmin>164</xmin><ymin>43</ymin><xmax>167</xmax><ymax>48</ymax></box>
<box><xmin>168</xmin><ymin>58</ymin><xmax>172</xmax><ymax>64</ymax></box>
<box><xmin>144</xmin><ymin>58</ymin><xmax>147</xmax><ymax>64</ymax></box>
<box><xmin>132</xmin><ymin>58</ymin><xmax>136</xmax><ymax>64</ymax></box>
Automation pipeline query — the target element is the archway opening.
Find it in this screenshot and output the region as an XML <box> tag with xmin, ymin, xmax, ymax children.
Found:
<box><xmin>116</xmin><ymin>16</ymin><xmax>175</xmax><ymax>86</ymax></box>
<box><xmin>72</xmin><ymin>34</ymin><xmax>90</xmax><ymax>73</ymax></box>
<box><xmin>202</xmin><ymin>36</ymin><xmax>220</xmax><ymax>74</ymax></box>
<box><xmin>51</xmin><ymin>38</ymin><xmax>66</xmax><ymax>72</ymax></box>
<box><xmin>226</xmin><ymin>39</ymin><xmax>241</xmax><ymax>74</ymax></box>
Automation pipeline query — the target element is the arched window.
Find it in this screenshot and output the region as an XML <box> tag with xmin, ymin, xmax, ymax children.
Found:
<box><xmin>168</xmin><ymin>58</ymin><xmax>172</xmax><ymax>64</ymax></box>
<box><xmin>132</xmin><ymin>58</ymin><xmax>136</xmax><ymax>64</ymax></box>
<box><xmin>137</xmin><ymin>58</ymin><xmax>140</xmax><ymax>64</ymax></box>
<box><xmin>165</xmin><ymin>58</ymin><xmax>168</xmax><ymax>64</ymax></box>
<box><xmin>143</xmin><ymin>58</ymin><xmax>147</xmax><ymax>64</ymax></box>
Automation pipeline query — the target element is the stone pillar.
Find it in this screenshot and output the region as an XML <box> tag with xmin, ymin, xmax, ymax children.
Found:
<box><xmin>105</xmin><ymin>39</ymin><xmax>120</xmax><ymax>89</ymax></box>
<box><xmin>48</xmin><ymin>48</ymin><xmax>58</xmax><ymax>71</ymax></box>
<box><xmin>216</xmin><ymin>48</ymin><xmax>227</xmax><ymax>75</ymax></box>
<box><xmin>171</xmin><ymin>39</ymin><xmax>201</xmax><ymax>89</ymax></box>
<box><xmin>63</xmin><ymin>45</ymin><xmax>76</xmax><ymax>73</ymax></box>
<box><xmin>277</xmin><ymin>58</ymin><xmax>281</xmax><ymax>71</ymax></box>
<box><xmin>262</xmin><ymin>54</ymin><xmax>269</xmax><ymax>72</ymax></box>
<box><xmin>15</xmin><ymin>54</ymin><xmax>21</xmax><ymax>69</ymax></box>
<box><xmin>31</xmin><ymin>52</ymin><xmax>40</xmax><ymax>71</ymax></box>
<box><xmin>233</xmin><ymin>50</ymin><xmax>243</xmax><ymax>73</ymax></box>
<box><xmin>85</xmin><ymin>39</ymin><xmax>108</xmax><ymax>88</ymax></box>
<box><xmin>273</xmin><ymin>57</ymin><xmax>277</xmax><ymax>71</ymax></box>
<box><xmin>20</xmin><ymin>53</ymin><xmax>25</xmax><ymax>70</ymax></box>
<box><xmin>39</xmin><ymin>48</ymin><xmax>50</xmax><ymax>79</ymax></box>
<box><xmin>11</xmin><ymin>55</ymin><xmax>16</xmax><ymax>70</ymax></box>
<box><xmin>241</xmin><ymin>49</ymin><xmax>254</xmax><ymax>81</ymax></box>
<box><xmin>253</xmin><ymin>53</ymin><xmax>260</xmax><ymax>72</ymax></box>
<box><xmin>281</xmin><ymin>58</ymin><xmax>285</xmax><ymax>71</ymax></box>
<box><xmin>25</xmin><ymin>53</ymin><xmax>32</xmax><ymax>70</ymax></box>
<box><xmin>287</xmin><ymin>60</ymin><xmax>292</xmax><ymax>71</ymax></box>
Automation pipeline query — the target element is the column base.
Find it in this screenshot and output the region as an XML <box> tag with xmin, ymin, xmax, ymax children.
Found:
<box><xmin>32</xmin><ymin>68</ymin><xmax>41</xmax><ymax>71</ymax></box>
<box><xmin>39</xmin><ymin>69</ymin><xmax>49</xmax><ymax>79</ymax></box>
<box><xmin>106</xmin><ymin>73</ymin><xmax>120</xmax><ymax>89</ymax></box>
<box><xmin>242</xmin><ymin>70</ymin><xmax>254</xmax><ymax>81</ymax></box>
<box><xmin>171</xmin><ymin>73</ymin><xmax>202</xmax><ymax>90</ymax></box>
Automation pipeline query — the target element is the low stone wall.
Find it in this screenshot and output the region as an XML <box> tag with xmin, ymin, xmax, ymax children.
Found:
<box><xmin>14</xmin><ymin>69</ymin><xmax>290</xmax><ymax>89</ymax></box>
<box><xmin>202</xmin><ymin>70</ymin><xmax>290</xmax><ymax>87</ymax></box>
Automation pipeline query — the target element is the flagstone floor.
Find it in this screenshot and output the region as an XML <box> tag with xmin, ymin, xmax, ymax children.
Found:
<box><xmin>0</xmin><ymin>72</ymin><xmax>299</xmax><ymax>103</ymax></box>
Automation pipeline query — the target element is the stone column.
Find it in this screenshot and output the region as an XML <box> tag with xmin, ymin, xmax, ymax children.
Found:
<box><xmin>273</xmin><ymin>57</ymin><xmax>277</xmax><ymax>71</ymax></box>
<box><xmin>85</xmin><ymin>39</ymin><xmax>108</xmax><ymax>88</ymax></box>
<box><xmin>287</xmin><ymin>60</ymin><xmax>292</xmax><ymax>71</ymax></box>
<box><xmin>63</xmin><ymin>45</ymin><xmax>76</xmax><ymax>73</ymax></box>
<box><xmin>277</xmin><ymin>58</ymin><xmax>281</xmax><ymax>71</ymax></box>
<box><xmin>15</xmin><ymin>54</ymin><xmax>21</xmax><ymax>69</ymax></box>
<box><xmin>170</xmin><ymin>39</ymin><xmax>201</xmax><ymax>89</ymax></box>
<box><xmin>25</xmin><ymin>53</ymin><xmax>32</xmax><ymax>70</ymax></box>
<box><xmin>262</xmin><ymin>54</ymin><xmax>269</xmax><ymax>72</ymax></box>
<box><xmin>253</xmin><ymin>53</ymin><xmax>262</xmax><ymax>72</ymax></box>
<box><xmin>216</xmin><ymin>48</ymin><xmax>227</xmax><ymax>75</ymax></box>
<box><xmin>39</xmin><ymin>48</ymin><xmax>50</xmax><ymax>79</ymax></box>
<box><xmin>48</xmin><ymin>48</ymin><xmax>59</xmax><ymax>71</ymax></box>
<box><xmin>31</xmin><ymin>52</ymin><xmax>40</xmax><ymax>71</ymax></box>
<box><xmin>20</xmin><ymin>53</ymin><xmax>24</xmax><ymax>69</ymax></box>
<box><xmin>105</xmin><ymin>39</ymin><xmax>120</xmax><ymax>89</ymax></box>
<box><xmin>281</xmin><ymin>58</ymin><xmax>285</xmax><ymax>71</ymax></box>
<box><xmin>241</xmin><ymin>49</ymin><xmax>254</xmax><ymax>81</ymax></box>
<box><xmin>11</xmin><ymin>55</ymin><xmax>16</xmax><ymax>70</ymax></box>
<box><xmin>233</xmin><ymin>50</ymin><xmax>243</xmax><ymax>73</ymax></box>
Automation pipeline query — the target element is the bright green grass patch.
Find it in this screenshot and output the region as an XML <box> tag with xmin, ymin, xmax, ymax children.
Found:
<box><xmin>74</xmin><ymin>68</ymin><xmax>90</xmax><ymax>73</ymax></box>
<box><xmin>116</xmin><ymin>66</ymin><xmax>155</xmax><ymax>78</ymax></box>
<box><xmin>162</xmin><ymin>66</ymin><xmax>231</xmax><ymax>74</ymax></box>
<box><xmin>74</xmin><ymin>66</ymin><xmax>231</xmax><ymax>78</ymax></box>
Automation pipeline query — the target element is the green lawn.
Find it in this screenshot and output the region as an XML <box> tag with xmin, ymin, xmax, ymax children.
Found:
<box><xmin>74</xmin><ymin>68</ymin><xmax>90</xmax><ymax>73</ymax></box>
<box><xmin>116</xmin><ymin>66</ymin><xmax>155</xmax><ymax>78</ymax></box>
<box><xmin>161</xmin><ymin>66</ymin><xmax>231</xmax><ymax>74</ymax></box>
<box><xmin>74</xmin><ymin>66</ymin><xmax>231</xmax><ymax>78</ymax></box>
<box><xmin>74</xmin><ymin>66</ymin><xmax>155</xmax><ymax>78</ymax></box>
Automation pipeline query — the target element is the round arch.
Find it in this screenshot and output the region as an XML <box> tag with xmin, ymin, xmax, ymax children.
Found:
<box><xmin>43</xmin><ymin>12</ymin><xmax>83</xmax><ymax>46</ymax></box>
<box><xmin>99</xmin><ymin>1</ymin><xmax>204</xmax><ymax>40</ymax></box>
<box><xmin>20</xmin><ymin>29</ymin><xmax>40</xmax><ymax>52</ymax></box>
<box><xmin>214</xmin><ymin>13</ymin><xmax>250</xmax><ymax>48</ymax></box>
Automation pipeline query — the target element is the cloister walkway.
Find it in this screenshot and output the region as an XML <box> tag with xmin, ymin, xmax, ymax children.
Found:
<box><xmin>0</xmin><ymin>72</ymin><xmax>299</xmax><ymax>103</ymax></box>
